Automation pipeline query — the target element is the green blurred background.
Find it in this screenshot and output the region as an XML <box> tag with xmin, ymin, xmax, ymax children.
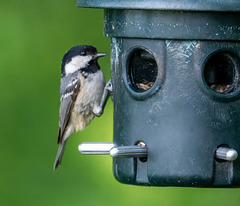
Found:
<box><xmin>0</xmin><ymin>0</ymin><xmax>239</xmax><ymax>205</ymax></box>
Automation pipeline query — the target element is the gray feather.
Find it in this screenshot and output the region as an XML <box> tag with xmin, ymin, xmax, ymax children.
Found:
<box><xmin>54</xmin><ymin>71</ymin><xmax>80</xmax><ymax>170</ymax></box>
<box><xmin>53</xmin><ymin>139</ymin><xmax>67</xmax><ymax>170</ymax></box>
<box><xmin>58</xmin><ymin>71</ymin><xmax>80</xmax><ymax>143</ymax></box>
<box><xmin>60</xmin><ymin>70</ymin><xmax>79</xmax><ymax>95</ymax></box>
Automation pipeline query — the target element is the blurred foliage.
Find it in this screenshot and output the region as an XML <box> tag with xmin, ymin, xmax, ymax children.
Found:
<box><xmin>0</xmin><ymin>0</ymin><xmax>239</xmax><ymax>205</ymax></box>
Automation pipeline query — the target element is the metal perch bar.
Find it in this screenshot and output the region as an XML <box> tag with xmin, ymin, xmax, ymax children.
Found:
<box><xmin>78</xmin><ymin>142</ymin><xmax>114</xmax><ymax>154</ymax></box>
<box><xmin>110</xmin><ymin>146</ymin><xmax>148</xmax><ymax>158</ymax></box>
<box><xmin>78</xmin><ymin>142</ymin><xmax>148</xmax><ymax>158</ymax></box>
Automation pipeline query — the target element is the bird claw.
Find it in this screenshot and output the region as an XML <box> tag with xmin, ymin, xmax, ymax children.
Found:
<box><xmin>93</xmin><ymin>106</ymin><xmax>103</xmax><ymax>117</ymax></box>
<box><xmin>105</xmin><ymin>79</ymin><xmax>113</xmax><ymax>93</ymax></box>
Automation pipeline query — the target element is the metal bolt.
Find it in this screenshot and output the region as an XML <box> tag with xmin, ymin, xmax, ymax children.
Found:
<box><xmin>215</xmin><ymin>147</ymin><xmax>238</xmax><ymax>161</ymax></box>
<box><xmin>137</xmin><ymin>141</ymin><xmax>146</xmax><ymax>146</ymax></box>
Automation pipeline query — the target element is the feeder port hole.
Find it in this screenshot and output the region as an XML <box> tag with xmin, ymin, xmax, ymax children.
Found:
<box><xmin>203</xmin><ymin>51</ymin><xmax>240</xmax><ymax>94</ymax></box>
<box><xmin>128</xmin><ymin>49</ymin><xmax>158</xmax><ymax>92</ymax></box>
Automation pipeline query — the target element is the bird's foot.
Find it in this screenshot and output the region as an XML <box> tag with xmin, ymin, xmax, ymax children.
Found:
<box><xmin>93</xmin><ymin>106</ymin><xmax>103</xmax><ymax>117</ymax></box>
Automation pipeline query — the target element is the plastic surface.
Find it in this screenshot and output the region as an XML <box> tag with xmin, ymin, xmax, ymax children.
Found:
<box><xmin>77</xmin><ymin>0</ymin><xmax>240</xmax><ymax>11</ymax></box>
<box><xmin>104</xmin><ymin>10</ymin><xmax>240</xmax><ymax>40</ymax></box>
<box><xmin>77</xmin><ymin>0</ymin><xmax>240</xmax><ymax>187</ymax></box>
<box><xmin>111</xmin><ymin>38</ymin><xmax>240</xmax><ymax>187</ymax></box>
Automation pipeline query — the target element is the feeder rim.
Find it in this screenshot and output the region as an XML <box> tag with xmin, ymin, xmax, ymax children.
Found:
<box><xmin>76</xmin><ymin>0</ymin><xmax>240</xmax><ymax>12</ymax></box>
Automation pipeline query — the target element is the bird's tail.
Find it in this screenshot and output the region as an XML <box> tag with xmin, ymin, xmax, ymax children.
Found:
<box><xmin>53</xmin><ymin>140</ymin><xmax>67</xmax><ymax>170</ymax></box>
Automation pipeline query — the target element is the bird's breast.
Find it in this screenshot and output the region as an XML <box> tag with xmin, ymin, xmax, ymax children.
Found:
<box><xmin>73</xmin><ymin>70</ymin><xmax>105</xmax><ymax>116</ymax></box>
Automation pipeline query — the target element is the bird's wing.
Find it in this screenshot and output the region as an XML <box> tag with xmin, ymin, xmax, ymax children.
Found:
<box><xmin>58</xmin><ymin>73</ymin><xmax>80</xmax><ymax>144</ymax></box>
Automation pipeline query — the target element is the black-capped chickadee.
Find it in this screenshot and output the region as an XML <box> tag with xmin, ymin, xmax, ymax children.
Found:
<box><xmin>54</xmin><ymin>45</ymin><xmax>106</xmax><ymax>170</ymax></box>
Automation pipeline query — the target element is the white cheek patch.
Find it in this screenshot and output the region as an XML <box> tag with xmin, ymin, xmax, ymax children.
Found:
<box><xmin>65</xmin><ymin>55</ymin><xmax>92</xmax><ymax>75</ymax></box>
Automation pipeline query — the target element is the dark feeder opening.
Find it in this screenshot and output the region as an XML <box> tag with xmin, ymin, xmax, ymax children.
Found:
<box><xmin>203</xmin><ymin>52</ymin><xmax>240</xmax><ymax>93</ymax></box>
<box><xmin>128</xmin><ymin>49</ymin><xmax>158</xmax><ymax>92</ymax></box>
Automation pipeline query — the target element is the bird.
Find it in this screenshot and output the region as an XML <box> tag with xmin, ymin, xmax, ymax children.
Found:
<box><xmin>53</xmin><ymin>45</ymin><xmax>106</xmax><ymax>170</ymax></box>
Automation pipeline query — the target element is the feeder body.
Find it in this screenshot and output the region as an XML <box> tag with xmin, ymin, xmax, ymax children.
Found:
<box><xmin>77</xmin><ymin>0</ymin><xmax>240</xmax><ymax>187</ymax></box>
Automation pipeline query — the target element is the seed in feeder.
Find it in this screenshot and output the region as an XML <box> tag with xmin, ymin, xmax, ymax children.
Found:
<box><xmin>210</xmin><ymin>84</ymin><xmax>231</xmax><ymax>93</ymax></box>
<box><xmin>136</xmin><ymin>81</ymin><xmax>154</xmax><ymax>91</ymax></box>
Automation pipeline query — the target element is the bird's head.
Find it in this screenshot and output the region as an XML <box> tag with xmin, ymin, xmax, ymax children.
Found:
<box><xmin>61</xmin><ymin>45</ymin><xmax>106</xmax><ymax>77</ymax></box>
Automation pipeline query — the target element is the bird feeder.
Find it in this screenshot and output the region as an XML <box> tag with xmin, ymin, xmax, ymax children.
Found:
<box><xmin>77</xmin><ymin>0</ymin><xmax>240</xmax><ymax>187</ymax></box>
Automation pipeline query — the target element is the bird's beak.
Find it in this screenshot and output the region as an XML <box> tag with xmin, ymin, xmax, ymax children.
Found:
<box><xmin>94</xmin><ymin>53</ymin><xmax>106</xmax><ymax>59</ymax></box>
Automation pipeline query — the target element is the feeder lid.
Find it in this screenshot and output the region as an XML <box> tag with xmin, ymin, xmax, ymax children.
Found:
<box><xmin>77</xmin><ymin>0</ymin><xmax>240</xmax><ymax>12</ymax></box>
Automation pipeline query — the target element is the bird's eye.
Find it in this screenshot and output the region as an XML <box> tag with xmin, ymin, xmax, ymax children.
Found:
<box><xmin>80</xmin><ymin>51</ymin><xmax>87</xmax><ymax>56</ymax></box>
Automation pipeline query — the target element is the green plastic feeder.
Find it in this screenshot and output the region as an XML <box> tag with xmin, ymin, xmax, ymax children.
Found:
<box><xmin>77</xmin><ymin>0</ymin><xmax>240</xmax><ymax>187</ymax></box>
